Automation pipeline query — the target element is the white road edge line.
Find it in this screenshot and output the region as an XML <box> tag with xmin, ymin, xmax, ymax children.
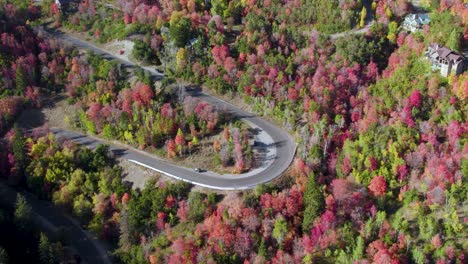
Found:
<box><xmin>127</xmin><ymin>159</ymin><xmax>254</xmax><ymax>191</ymax></box>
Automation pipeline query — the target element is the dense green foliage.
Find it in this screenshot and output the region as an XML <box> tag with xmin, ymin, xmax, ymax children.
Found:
<box><xmin>132</xmin><ymin>39</ymin><xmax>159</xmax><ymax>65</ymax></box>
<box><xmin>0</xmin><ymin>196</ymin><xmax>64</xmax><ymax>264</ymax></box>
<box><xmin>429</xmin><ymin>11</ymin><xmax>463</xmax><ymax>51</ymax></box>
<box><xmin>302</xmin><ymin>173</ymin><xmax>323</xmax><ymax>232</ymax></box>
<box><xmin>169</xmin><ymin>14</ymin><xmax>195</xmax><ymax>48</ymax></box>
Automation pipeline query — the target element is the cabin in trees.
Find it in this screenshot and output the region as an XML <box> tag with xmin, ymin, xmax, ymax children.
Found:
<box><xmin>425</xmin><ymin>44</ymin><xmax>466</xmax><ymax>77</ymax></box>
<box><xmin>402</xmin><ymin>13</ymin><xmax>430</xmax><ymax>32</ymax></box>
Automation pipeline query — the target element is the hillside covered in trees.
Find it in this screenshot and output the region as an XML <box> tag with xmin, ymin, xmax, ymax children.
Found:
<box><xmin>0</xmin><ymin>0</ymin><xmax>467</xmax><ymax>263</ymax></box>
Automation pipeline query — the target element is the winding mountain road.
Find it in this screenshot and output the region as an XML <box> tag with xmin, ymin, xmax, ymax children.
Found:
<box><xmin>38</xmin><ymin>28</ymin><xmax>296</xmax><ymax>190</ymax></box>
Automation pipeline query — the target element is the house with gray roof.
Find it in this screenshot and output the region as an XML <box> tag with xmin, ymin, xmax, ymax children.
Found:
<box><xmin>425</xmin><ymin>43</ymin><xmax>466</xmax><ymax>77</ymax></box>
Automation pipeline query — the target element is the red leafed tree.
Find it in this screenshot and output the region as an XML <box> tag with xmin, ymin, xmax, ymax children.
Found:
<box><xmin>222</xmin><ymin>127</ymin><xmax>230</xmax><ymax>141</ymax></box>
<box><xmin>124</xmin><ymin>13</ymin><xmax>132</xmax><ymax>24</ymax></box>
<box><xmin>150</xmin><ymin>34</ymin><xmax>163</xmax><ymax>51</ymax></box>
<box><xmin>121</xmin><ymin>192</ymin><xmax>130</xmax><ymax>205</ymax></box>
<box><xmin>368</xmin><ymin>176</ymin><xmax>387</xmax><ymax>197</ymax></box>
<box><xmin>211</xmin><ymin>45</ymin><xmax>229</xmax><ymax>65</ymax></box>
<box><xmin>366</xmin><ymin>60</ymin><xmax>379</xmax><ymax>82</ymax></box>
<box><xmin>110</xmin><ymin>193</ymin><xmax>119</xmax><ymax>209</ymax></box>
<box><xmin>156</xmin><ymin>212</ymin><xmax>166</xmax><ymax>230</ymax></box>
<box><xmin>165</xmin><ymin>195</ymin><xmax>176</xmax><ymax>208</ymax></box>
<box><xmin>161</xmin><ymin>103</ymin><xmax>175</xmax><ymax>119</ymax></box>
<box><xmin>92</xmin><ymin>194</ymin><xmax>108</xmax><ymax>215</ymax></box>
<box><xmin>331</xmin><ymin>179</ymin><xmax>354</xmax><ymax>202</ymax></box>
<box><xmin>25</xmin><ymin>86</ymin><xmax>40</xmax><ymax>107</ymax></box>
<box><xmin>233</xmin><ymin>228</ymin><xmax>252</xmax><ymax>259</ymax></box>
<box><xmin>0</xmin><ymin>97</ymin><xmax>23</xmax><ymax>119</ymax></box>
<box><xmin>121</xmin><ymin>99</ymin><xmax>132</xmax><ymax>115</ymax></box>
<box><xmin>409</xmin><ymin>89</ymin><xmax>421</xmax><ymax>108</ymax></box>
<box><xmin>396</xmin><ymin>164</ymin><xmax>408</xmax><ymax>181</ymax></box>
<box><xmin>446</xmin><ymin>121</ymin><xmax>462</xmax><ymax>147</ymax></box>
<box><xmin>177</xmin><ymin>200</ymin><xmax>189</xmax><ymax>222</ymax></box>
<box><xmin>175</xmin><ymin>128</ymin><xmax>185</xmax><ymax>146</ymax></box>
<box><xmin>285</xmin><ymin>187</ymin><xmax>303</xmax><ymax>217</ymax></box>
<box><xmin>233</xmin><ymin>142</ymin><xmax>244</xmax><ymax>173</ymax></box>
<box><xmin>241</xmin><ymin>208</ymin><xmax>260</xmax><ymax>232</ymax></box>
<box><xmin>132</xmin><ymin>82</ymin><xmax>154</xmax><ymax>107</ymax></box>
<box><xmin>167</xmin><ymin>139</ymin><xmax>176</xmax><ymax>158</ymax></box>
<box><xmin>213</xmin><ymin>140</ymin><xmax>220</xmax><ymax>152</ymax></box>
<box><xmin>431</xmin><ymin>234</ymin><xmax>442</xmax><ymax>249</ymax></box>
<box><xmin>401</xmin><ymin>104</ymin><xmax>415</xmax><ymax>127</ymax></box>
<box><xmin>366</xmin><ymin>239</ymin><xmax>398</xmax><ymax>264</ymax></box>
<box><xmin>94</xmin><ymin>28</ymin><xmax>101</xmax><ymax>38</ymax></box>
<box><xmin>187</xmin><ymin>0</ymin><xmax>196</xmax><ymax>12</ymax></box>
<box><xmin>234</xmin><ymin>158</ymin><xmax>244</xmax><ymax>173</ymax></box>
<box><xmin>86</xmin><ymin>102</ymin><xmax>102</xmax><ymax>123</ymax></box>
<box><xmin>287</xmin><ymin>88</ymin><xmax>299</xmax><ymax>101</ymax></box>
<box><xmin>175</xmin><ymin>128</ymin><xmax>185</xmax><ymax>156</ymax></box>
<box><xmin>223</xmin><ymin>57</ymin><xmax>237</xmax><ymax>73</ymax></box>
<box><xmin>167</xmin><ymin>238</ymin><xmax>197</xmax><ymax>264</ymax></box>
<box><xmin>50</xmin><ymin>3</ymin><xmax>59</xmax><ymax>15</ymax></box>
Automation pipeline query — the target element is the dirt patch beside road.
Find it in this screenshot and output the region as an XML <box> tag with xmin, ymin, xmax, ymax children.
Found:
<box><xmin>103</xmin><ymin>40</ymin><xmax>135</xmax><ymax>63</ymax></box>
<box><xmin>120</xmin><ymin>159</ymin><xmax>176</xmax><ymax>190</ymax></box>
<box><xmin>16</xmin><ymin>94</ymin><xmax>77</xmax><ymax>130</ymax></box>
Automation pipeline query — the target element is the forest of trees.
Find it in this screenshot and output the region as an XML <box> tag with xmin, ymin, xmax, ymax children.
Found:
<box><xmin>0</xmin><ymin>0</ymin><xmax>466</xmax><ymax>263</ymax></box>
<box><xmin>0</xmin><ymin>194</ymin><xmax>69</xmax><ymax>264</ymax></box>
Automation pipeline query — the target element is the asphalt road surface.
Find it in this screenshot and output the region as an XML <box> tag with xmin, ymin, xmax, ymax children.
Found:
<box><xmin>40</xmin><ymin>27</ymin><xmax>296</xmax><ymax>190</ymax></box>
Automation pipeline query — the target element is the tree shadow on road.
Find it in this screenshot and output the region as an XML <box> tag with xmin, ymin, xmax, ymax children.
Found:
<box><xmin>110</xmin><ymin>148</ymin><xmax>127</xmax><ymax>158</ymax></box>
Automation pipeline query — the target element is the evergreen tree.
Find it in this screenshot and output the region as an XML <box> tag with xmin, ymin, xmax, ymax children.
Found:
<box><xmin>119</xmin><ymin>207</ymin><xmax>132</xmax><ymax>252</ymax></box>
<box><xmin>0</xmin><ymin>247</ymin><xmax>8</xmax><ymax>264</ymax></box>
<box><xmin>257</xmin><ymin>237</ymin><xmax>267</xmax><ymax>258</ymax></box>
<box><xmin>359</xmin><ymin>7</ymin><xmax>367</xmax><ymax>28</ymax></box>
<box><xmin>211</xmin><ymin>0</ymin><xmax>229</xmax><ymax>17</ymax></box>
<box><xmin>272</xmin><ymin>217</ymin><xmax>288</xmax><ymax>247</ymax></box>
<box><xmin>170</xmin><ymin>14</ymin><xmax>194</xmax><ymax>48</ymax></box>
<box><xmin>447</xmin><ymin>29</ymin><xmax>461</xmax><ymax>51</ymax></box>
<box><xmin>11</xmin><ymin>124</ymin><xmax>28</xmax><ymax>181</ymax></box>
<box><xmin>38</xmin><ymin>233</ymin><xmax>55</xmax><ymax>264</ymax></box>
<box><xmin>187</xmin><ymin>192</ymin><xmax>206</xmax><ymax>222</ymax></box>
<box><xmin>15</xmin><ymin>64</ymin><xmax>28</xmax><ymax>95</ymax></box>
<box><xmin>14</xmin><ymin>193</ymin><xmax>32</xmax><ymax>230</ymax></box>
<box><xmin>352</xmin><ymin>236</ymin><xmax>364</xmax><ymax>260</ymax></box>
<box><xmin>302</xmin><ymin>172</ymin><xmax>324</xmax><ymax>232</ymax></box>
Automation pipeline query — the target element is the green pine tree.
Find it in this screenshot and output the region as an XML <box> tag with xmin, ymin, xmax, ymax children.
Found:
<box><xmin>170</xmin><ymin>15</ymin><xmax>194</xmax><ymax>48</ymax></box>
<box><xmin>12</xmin><ymin>124</ymin><xmax>28</xmax><ymax>179</ymax></box>
<box><xmin>0</xmin><ymin>246</ymin><xmax>8</xmax><ymax>264</ymax></box>
<box><xmin>447</xmin><ymin>29</ymin><xmax>461</xmax><ymax>51</ymax></box>
<box><xmin>302</xmin><ymin>172</ymin><xmax>324</xmax><ymax>232</ymax></box>
<box><xmin>15</xmin><ymin>64</ymin><xmax>28</xmax><ymax>95</ymax></box>
<box><xmin>14</xmin><ymin>193</ymin><xmax>32</xmax><ymax>230</ymax></box>
<box><xmin>273</xmin><ymin>217</ymin><xmax>288</xmax><ymax>247</ymax></box>
<box><xmin>38</xmin><ymin>233</ymin><xmax>55</xmax><ymax>264</ymax></box>
<box><xmin>258</xmin><ymin>237</ymin><xmax>267</xmax><ymax>258</ymax></box>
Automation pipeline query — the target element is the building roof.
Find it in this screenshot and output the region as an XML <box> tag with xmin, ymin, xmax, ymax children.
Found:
<box><xmin>403</xmin><ymin>13</ymin><xmax>430</xmax><ymax>26</ymax></box>
<box><xmin>427</xmin><ymin>43</ymin><xmax>466</xmax><ymax>63</ymax></box>
<box><xmin>447</xmin><ymin>53</ymin><xmax>464</xmax><ymax>63</ymax></box>
<box><xmin>438</xmin><ymin>47</ymin><xmax>452</xmax><ymax>58</ymax></box>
